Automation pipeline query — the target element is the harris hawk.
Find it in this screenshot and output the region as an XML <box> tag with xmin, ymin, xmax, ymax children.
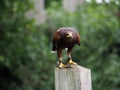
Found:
<box><xmin>52</xmin><ymin>27</ymin><xmax>80</xmax><ymax>68</ymax></box>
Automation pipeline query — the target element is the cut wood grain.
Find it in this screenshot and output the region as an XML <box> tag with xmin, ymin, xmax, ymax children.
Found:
<box><xmin>55</xmin><ymin>65</ymin><xmax>92</xmax><ymax>90</ymax></box>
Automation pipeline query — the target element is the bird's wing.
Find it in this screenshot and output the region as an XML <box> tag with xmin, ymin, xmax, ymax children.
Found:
<box><xmin>53</xmin><ymin>30</ymin><xmax>60</xmax><ymax>43</ymax></box>
<box><xmin>76</xmin><ymin>33</ymin><xmax>80</xmax><ymax>45</ymax></box>
<box><xmin>52</xmin><ymin>30</ymin><xmax>60</xmax><ymax>51</ymax></box>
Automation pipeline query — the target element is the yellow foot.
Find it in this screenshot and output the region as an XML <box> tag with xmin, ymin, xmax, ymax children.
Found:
<box><xmin>58</xmin><ymin>63</ymin><xmax>66</xmax><ymax>69</ymax></box>
<box><xmin>67</xmin><ymin>59</ymin><xmax>77</xmax><ymax>65</ymax></box>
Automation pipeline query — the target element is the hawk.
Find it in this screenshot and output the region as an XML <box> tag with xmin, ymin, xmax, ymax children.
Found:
<box><xmin>52</xmin><ymin>27</ymin><xmax>80</xmax><ymax>68</ymax></box>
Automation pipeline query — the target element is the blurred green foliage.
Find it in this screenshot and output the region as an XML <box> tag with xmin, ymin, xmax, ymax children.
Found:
<box><xmin>0</xmin><ymin>0</ymin><xmax>55</xmax><ymax>90</ymax></box>
<box><xmin>0</xmin><ymin>0</ymin><xmax>120</xmax><ymax>90</ymax></box>
<box><xmin>45</xmin><ymin>0</ymin><xmax>61</xmax><ymax>8</ymax></box>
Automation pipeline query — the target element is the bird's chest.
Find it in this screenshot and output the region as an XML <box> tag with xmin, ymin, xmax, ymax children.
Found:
<box><xmin>58</xmin><ymin>38</ymin><xmax>75</xmax><ymax>48</ymax></box>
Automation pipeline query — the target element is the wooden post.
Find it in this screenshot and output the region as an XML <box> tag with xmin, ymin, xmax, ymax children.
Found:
<box><xmin>55</xmin><ymin>65</ymin><xmax>92</xmax><ymax>90</ymax></box>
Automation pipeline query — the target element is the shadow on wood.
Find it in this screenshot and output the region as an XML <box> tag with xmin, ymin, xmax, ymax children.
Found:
<box><xmin>55</xmin><ymin>65</ymin><xmax>92</xmax><ymax>90</ymax></box>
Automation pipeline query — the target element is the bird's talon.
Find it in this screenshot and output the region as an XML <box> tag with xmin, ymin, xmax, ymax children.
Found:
<box><xmin>67</xmin><ymin>59</ymin><xmax>77</xmax><ymax>65</ymax></box>
<box><xmin>57</xmin><ymin>63</ymin><xmax>66</xmax><ymax>69</ymax></box>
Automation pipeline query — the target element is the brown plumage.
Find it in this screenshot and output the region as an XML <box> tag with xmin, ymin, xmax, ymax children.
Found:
<box><xmin>52</xmin><ymin>27</ymin><xmax>80</xmax><ymax>68</ymax></box>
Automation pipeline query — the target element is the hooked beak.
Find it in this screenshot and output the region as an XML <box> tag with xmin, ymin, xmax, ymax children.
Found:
<box><xmin>67</xmin><ymin>33</ymin><xmax>73</xmax><ymax>38</ymax></box>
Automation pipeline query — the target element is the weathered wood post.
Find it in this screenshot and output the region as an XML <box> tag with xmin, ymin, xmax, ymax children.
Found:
<box><xmin>55</xmin><ymin>65</ymin><xmax>92</xmax><ymax>90</ymax></box>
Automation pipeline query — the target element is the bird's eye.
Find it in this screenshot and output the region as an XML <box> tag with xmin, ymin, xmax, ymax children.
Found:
<box><xmin>65</xmin><ymin>33</ymin><xmax>68</xmax><ymax>35</ymax></box>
